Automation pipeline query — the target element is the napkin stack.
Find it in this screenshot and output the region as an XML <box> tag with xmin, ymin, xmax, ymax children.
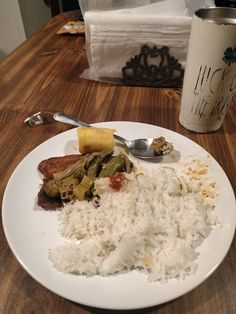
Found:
<box><xmin>82</xmin><ymin>0</ymin><xmax>215</xmax><ymax>82</ymax></box>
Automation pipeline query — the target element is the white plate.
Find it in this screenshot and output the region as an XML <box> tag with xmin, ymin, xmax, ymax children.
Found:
<box><xmin>2</xmin><ymin>122</ymin><xmax>236</xmax><ymax>310</ymax></box>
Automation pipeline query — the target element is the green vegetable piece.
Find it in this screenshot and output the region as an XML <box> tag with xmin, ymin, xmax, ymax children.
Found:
<box><xmin>99</xmin><ymin>154</ymin><xmax>126</xmax><ymax>178</ymax></box>
<box><xmin>59</xmin><ymin>176</ymin><xmax>79</xmax><ymax>202</ymax></box>
<box><xmin>73</xmin><ymin>167</ymin><xmax>86</xmax><ymax>182</ymax></box>
<box><xmin>73</xmin><ymin>175</ymin><xmax>94</xmax><ymax>201</ymax></box>
<box><xmin>73</xmin><ymin>185</ymin><xmax>88</xmax><ymax>201</ymax></box>
<box><xmin>87</xmin><ymin>156</ymin><xmax>101</xmax><ymax>178</ymax></box>
<box><xmin>53</xmin><ymin>154</ymin><xmax>95</xmax><ymax>181</ymax></box>
<box><xmin>87</xmin><ymin>150</ymin><xmax>113</xmax><ymax>178</ymax></box>
<box><xmin>81</xmin><ymin>175</ymin><xmax>93</xmax><ymax>189</ymax></box>
<box><xmin>44</xmin><ymin>179</ymin><xmax>60</xmax><ymax>199</ymax></box>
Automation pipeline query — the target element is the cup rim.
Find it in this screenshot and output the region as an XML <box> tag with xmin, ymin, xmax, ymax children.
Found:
<box><xmin>195</xmin><ymin>7</ymin><xmax>236</xmax><ymax>25</ymax></box>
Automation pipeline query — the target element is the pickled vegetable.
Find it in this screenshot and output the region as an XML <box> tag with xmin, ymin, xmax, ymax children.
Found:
<box><xmin>87</xmin><ymin>150</ymin><xmax>113</xmax><ymax>178</ymax></box>
<box><xmin>54</xmin><ymin>154</ymin><xmax>95</xmax><ymax>181</ymax></box>
<box><xmin>73</xmin><ymin>175</ymin><xmax>94</xmax><ymax>201</ymax></box>
<box><xmin>99</xmin><ymin>154</ymin><xmax>126</xmax><ymax>177</ymax></box>
<box><xmin>44</xmin><ymin>179</ymin><xmax>60</xmax><ymax>199</ymax></box>
<box><xmin>59</xmin><ymin>176</ymin><xmax>79</xmax><ymax>201</ymax></box>
<box><xmin>73</xmin><ymin>167</ymin><xmax>86</xmax><ymax>182</ymax></box>
<box><xmin>73</xmin><ymin>185</ymin><xmax>88</xmax><ymax>201</ymax></box>
<box><xmin>39</xmin><ymin>149</ymin><xmax>133</xmax><ymax>208</ymax></box>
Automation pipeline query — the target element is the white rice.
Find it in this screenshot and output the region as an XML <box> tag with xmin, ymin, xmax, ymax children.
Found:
<box><xmin>49</xmin><ymin>160</ymin><xmax>216</xmax><ymax>281</ymax></box>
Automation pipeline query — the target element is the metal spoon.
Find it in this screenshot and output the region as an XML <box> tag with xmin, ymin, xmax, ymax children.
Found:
<box><xmin>53</xmin><ymin>112</ymin><xmax>173</xmax><ymax>159</ymax></box>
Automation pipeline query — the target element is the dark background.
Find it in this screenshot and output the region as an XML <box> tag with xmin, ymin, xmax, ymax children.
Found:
<box><xmin>214</xmin><ymin>0</ymin><xmax>236</xmax><ymax>6</ymax></box>
<box><xmin>60</xmin><ymin>0</ymin><xmax>80</xmax><ymax>12</ymax></box>
<box><xmin>60</xmin><ymin>0</ymin><xmax>236</xmax><ymax>12</ymax></box>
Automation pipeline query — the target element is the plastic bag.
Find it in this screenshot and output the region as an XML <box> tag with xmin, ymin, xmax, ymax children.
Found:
<box><xmin>79</xmin><ymin>0</ymin><xmax>215</xmax><ymax>16</ymax></box>
<box><xmin>78</xmin><ymin>0</ymin><xmax>215</xmax><ymax>86</ymax></box>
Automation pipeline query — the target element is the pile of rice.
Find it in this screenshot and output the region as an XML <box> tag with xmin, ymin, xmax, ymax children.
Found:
<box><xmin>49</xmin><ymin>160</ymin><xmax>216</xmax><ymax>281</ymax></box>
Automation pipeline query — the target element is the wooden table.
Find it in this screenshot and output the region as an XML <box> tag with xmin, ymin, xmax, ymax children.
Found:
<box><xmin>0</xmin><ymin>10</ymin><xmax>236</xmax><ymax>314</ymax></box>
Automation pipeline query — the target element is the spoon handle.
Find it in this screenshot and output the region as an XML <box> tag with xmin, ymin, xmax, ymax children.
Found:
<box><xmin>53</xmin><ymin>112</ymin><xmax>91</xmax><ymax>128</ymax></box>
<box><xmin>53</xmin><ymin>112</ymin><xmax>127</xmax><ymax>145</ymax></box>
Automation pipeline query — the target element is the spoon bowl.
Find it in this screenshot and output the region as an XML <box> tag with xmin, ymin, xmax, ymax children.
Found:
<box><xmin>53</xmin><ymin>112</ymin><xmax>173</xmax><ymax>159</ymax></box>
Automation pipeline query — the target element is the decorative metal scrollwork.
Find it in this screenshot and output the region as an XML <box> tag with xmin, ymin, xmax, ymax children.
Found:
<box><xmin>122</xmin><ymin>45</ymin><xmax>184</xmax><ymax>87</ymax></box>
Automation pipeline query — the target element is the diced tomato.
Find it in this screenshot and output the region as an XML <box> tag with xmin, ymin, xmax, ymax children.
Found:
<box><xmin>108</xmin><ymin>172</ymin><xmax>125</xmax><ymax>191</ymax></box>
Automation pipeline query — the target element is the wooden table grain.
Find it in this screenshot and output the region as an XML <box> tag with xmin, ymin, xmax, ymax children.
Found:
<box><xmin>0</xmin><ymin>10</ymin><xmax>236</xmax><ymax>314</ymax></box>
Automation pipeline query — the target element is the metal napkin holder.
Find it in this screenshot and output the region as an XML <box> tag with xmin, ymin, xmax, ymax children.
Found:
<box><xmin>122</xmin><ymin>45</ymin><xmax>184</xmax><ymax>87</ymax></box>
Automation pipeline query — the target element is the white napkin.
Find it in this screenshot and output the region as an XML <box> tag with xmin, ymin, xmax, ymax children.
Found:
<box><xmin>89</xmin><ymin>24</ymin><xmax>190</xmax><ymax>78</ymax></box>
<box><xmin>83</xmin><ymin>0</ymin><xmax>214</xmax><ymax>81</ymax></box>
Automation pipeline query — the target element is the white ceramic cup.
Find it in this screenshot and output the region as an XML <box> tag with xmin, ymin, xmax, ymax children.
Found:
<box><xmin>179</xmin><ymin>7</ymin><xmax>236</xmax><ymax>133</ymax></box>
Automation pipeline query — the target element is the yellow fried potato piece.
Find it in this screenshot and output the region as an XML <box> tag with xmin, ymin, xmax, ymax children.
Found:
<box><xmin>77</xmin><ymin>128</ymin><xmax>116</xmax><ymax>154</ymax></box>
